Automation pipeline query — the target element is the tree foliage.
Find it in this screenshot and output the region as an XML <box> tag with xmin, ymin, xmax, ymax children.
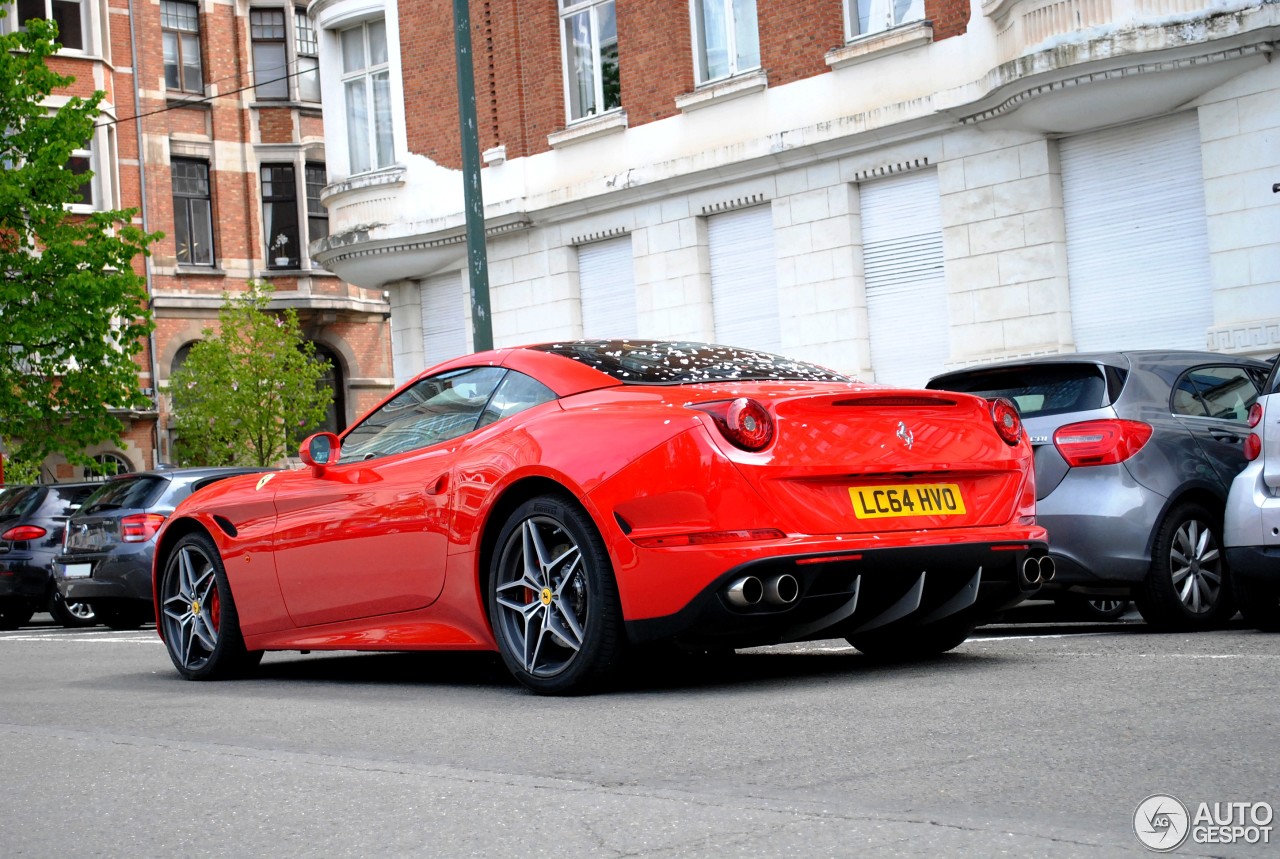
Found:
<box><xmin>169</xmin><ymin>284</ymin><xmax>333</xmax><ymax>467</ymax></box>
<box><xmin>0</xmin><ymin>13</ymin><xmax>159</xmax><ymax>477</ymax></box>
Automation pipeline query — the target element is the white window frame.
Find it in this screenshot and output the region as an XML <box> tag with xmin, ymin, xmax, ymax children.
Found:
<box><xmin>842</xmin><ymin>0</ymin><xmax>925</xmax><ymax>41</ymax></box>
<box><xmin>66</xmin><ymin>124</ymin><xmax>115</xmax><ymax>212</ymax></box>
<box><xmin>339</xmin><ymin>18</ymin><xmax>394</xmax><ymax>175</ymax></box>
<box><xmin>558</xmin><ymin>0</ymin><xmax>619</xmax><ymax>123</ymax></box>
<box><xmin>2</xmin><ymin>0</ymin><xmax>98</xmax><ymax>55</ymax></box>
<box><xmin>690</xmin><ymin>0</ymin><xmax>759</xmax><ymax>85</ymax></box>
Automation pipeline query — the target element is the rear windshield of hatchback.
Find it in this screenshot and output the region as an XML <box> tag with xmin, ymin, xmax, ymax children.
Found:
<box><xmin>928</xmin><ymin>364</ymin><xmax>1114</xmax><ymax>418</ymax></box>
<box><xmin>533</xmin><ymin>340</ymin><xmax>850</xmax><ymax>385</ymax></box>
<box><xmin>80</xmin><ymin>476</ymin><xmax>168</xmax><ymax>514</ymax></box>
<box><xmin>0</xmin><ymin>486</ymin><xmax>41</xmax><ymax>518</ymax></box>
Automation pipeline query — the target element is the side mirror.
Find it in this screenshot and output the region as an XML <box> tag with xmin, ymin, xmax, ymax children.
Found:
<box><xmin>299</xmin><ymin>432</ymin><xmax>341</xmax><ymax>476</ymax></box>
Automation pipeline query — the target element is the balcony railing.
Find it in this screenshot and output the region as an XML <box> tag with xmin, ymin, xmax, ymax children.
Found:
<box><xmin>983</xmin><ymin>0</ymin><xmax>1211</xmax><ymax>63</ymax></box>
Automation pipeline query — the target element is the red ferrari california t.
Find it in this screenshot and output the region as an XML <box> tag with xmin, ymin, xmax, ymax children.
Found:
<box><xmin>153</xmin><ymin>340</ymin><xmax>1049</xmax><ymax>694</ymax></box>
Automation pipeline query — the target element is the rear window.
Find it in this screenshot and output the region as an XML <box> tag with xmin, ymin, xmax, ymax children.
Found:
<box><xmin>928</xmin><ymin>364</ymin><xmax>1116</xmax><ymax>418</ymax></box>
<box><xmin>80</xmin><ymin>475</ymin><xmax>168</xmax><ymax>514</ymax></box>
<box><xmin>48</xmin><ymin>485</ymin><xmax>98</xmax><ymax>517</ymax></box>
<box><xmin>532</xmin><ymin>340</ymin><xmax>850</xmax><ymax>385</ymax></box>
<box><xmin>0</xmin><ymin>486</ymin><xmax>41</xmax><ymax>518</ymax></box>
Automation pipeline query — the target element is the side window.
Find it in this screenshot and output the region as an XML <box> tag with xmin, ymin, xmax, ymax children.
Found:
<box><xmin>342</xmin><ymin>367</ymin><xmax>506</xmax><ymax>460</ymax></box>
<box><xmin>1174</xmin><ymin>366</ymin><xmax>1260</xmax><ymax>422</ymax></box>
<box><xmin>478</xmin><ymin>371</ymin><xmax>558</xmax><ymax>428</ymax></box>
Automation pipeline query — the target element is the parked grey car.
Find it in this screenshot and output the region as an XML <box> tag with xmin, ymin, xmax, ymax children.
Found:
<box><xmin>929</xmin><ymin>351</ymin><xmax>1272</xmax><ymax>630</ymax></box>
<box><xmin>54</xmin><ymin>467</ymin><xmax>270</xmax><ymax>630</ymax></box>
<box><xmin>1224</xmin><ymin>355</ymin><xmax>1280</xmax><ymax>630</ymax></box>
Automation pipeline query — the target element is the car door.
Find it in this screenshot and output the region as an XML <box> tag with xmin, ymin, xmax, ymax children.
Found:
<box><xmin>271</xmin><ymin>366</ymin><xmax>506</xmax><ymax>628</ymax></box>
<box><xmin>1170</xmin><ymin>364</ymin><xmax>1261</xmax><ymax>489</ymax></box>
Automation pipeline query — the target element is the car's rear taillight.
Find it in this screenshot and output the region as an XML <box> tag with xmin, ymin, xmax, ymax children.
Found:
<box><xmin>120</xmin><ymin>513</ymin><xmax>166</xmax><ymax>543</ymax></box>
<box><xmin>1053</xmin><ymin>419</ymin><xmax>1153</xmax><ymax>467</ymax></box>
<box><xmin>691</xmin><ymin>397</ymin><xmax>775</xmax><ymax>451</ymax></box>
<box><xmin>1244</xmin><ymin>433</ymin><xmax>1262</xmax><ymax>461</ymax></box>
<box><xmin>989</xmin><ymin>397</ymin><xmax>1022</xmax><ymax>446</ymax></box>
<box><xmin>1</xmin><ymin>525</ymin><xmax>46</xmax><ymax>542</ymax></box>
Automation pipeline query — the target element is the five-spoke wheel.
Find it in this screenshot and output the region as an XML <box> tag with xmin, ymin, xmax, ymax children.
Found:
<box><xmin>159</xmin><ymin>533</ymin><xmax>261</xmax><ymax>679</ymax></box>
<box><xmin>488</xmin><ymin>495</ymin><xmax>623</xmax><ymax>694</ymax></box>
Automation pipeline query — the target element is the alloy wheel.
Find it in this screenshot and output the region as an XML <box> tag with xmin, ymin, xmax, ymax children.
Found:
<box><xmin>1167</xmin><ymin>517</ymin><xmax>1222</xmax><ymax>616</ymax></box>
<box><xmin>161</xmin><ymin>542</ymin><xmax>222</xmax><ymax>671</ymax></box>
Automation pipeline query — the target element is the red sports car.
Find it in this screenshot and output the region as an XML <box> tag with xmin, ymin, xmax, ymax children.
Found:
<box><xmin>153</xmin><ymin>341</ymin><xmax>1049</xmax><ymax>694</ymax></box>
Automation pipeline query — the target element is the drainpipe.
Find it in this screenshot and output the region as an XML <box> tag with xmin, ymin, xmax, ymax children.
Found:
<box><xmin>127</xmin><ymin>0</ymin><xmax>162</xmax><ymax>466</ymax></box>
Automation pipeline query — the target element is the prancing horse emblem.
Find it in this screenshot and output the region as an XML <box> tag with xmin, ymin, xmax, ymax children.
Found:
<box><xmin>896</xmin><ymin>421</ymin><xmax>914</xmax><ymax>449</ymax></box>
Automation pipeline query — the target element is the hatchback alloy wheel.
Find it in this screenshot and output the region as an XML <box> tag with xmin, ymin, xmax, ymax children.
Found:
<box><xmin>1136</xmin><ymin>502</ymin><xmax>1235</xmax><ymax>630</ymax></box>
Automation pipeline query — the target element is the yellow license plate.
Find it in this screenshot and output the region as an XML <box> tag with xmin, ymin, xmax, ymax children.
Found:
<box><xmin>849</xmin><ymin>483</ymin><xmax>967</xmax><ymax>519</ymax></box>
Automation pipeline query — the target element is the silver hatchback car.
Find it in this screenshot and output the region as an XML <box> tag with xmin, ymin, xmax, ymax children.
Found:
<box><xmin>929</xmin><ymin>351</ymin><xmax>1272</xmax><ymax>630</ymax></box>
<box><xmin>1224</xmin><ymin>357</ymin><xmax>1280</xmax><ymax>630</ymax></box>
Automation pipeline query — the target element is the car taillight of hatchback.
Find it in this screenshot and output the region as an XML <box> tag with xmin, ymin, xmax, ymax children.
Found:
<box><xmin>1243</xmin><ymin>402</ymin><xmax>1263</xmax><ymax>462</ymax></box>
<box><xmin>1053</xmin><ymin>419</ymin><xmax>1153</xmax><ymax>467</ymax></box>
<box><xmin>120</xmin><ymin>513</ymin><xmax>167</xmax><ymax>542</ymax></box>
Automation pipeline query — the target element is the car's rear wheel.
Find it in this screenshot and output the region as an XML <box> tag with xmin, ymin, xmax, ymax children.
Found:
<box><xmin>847</xmin><ymin>614</ymin><xmax>975</xmax><ymax>661</ymax></box>
<box><xmin>159</xmin><ymin>532</ymin><xmax>263</xmax><ymax>680</ymax></box>
<box><xmin>1055</xmin><ymin>594</ymin><xmax>1129</xmax><ymax>622</ymax></box>
<box><xmin>488</xmin><ymin>494</ymin><xmax>624</xmax><ymax>695</ymax></box>
<box><xmin>47</xmin><ymin>592</ymin><xmax>98</xmax><ymax>628</ymax></box>
<box><xmin>1135</xmin><ymin>502</ymin><xmax>1235</xmax><ymax>631</ymax></box>
<box><xmin>0</xmin><ymin>601</ymin><xmax>36</xmax><ymax>631</ymax></box>
<box><xmin>93</xmin><ymin>601</ymin><xmax>154</xmax><ymax>630</ymax></box>
<box><xmin>1232</xmin><ymin>573</ymin><xmax>1280</xmax><ymax>632</ymax></box>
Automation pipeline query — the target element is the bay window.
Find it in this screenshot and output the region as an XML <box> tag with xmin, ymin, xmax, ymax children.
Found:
<box><xmin>340</xmin><ymin>19</ymin><xmax>393</xmax><ymax>174</ymax></box>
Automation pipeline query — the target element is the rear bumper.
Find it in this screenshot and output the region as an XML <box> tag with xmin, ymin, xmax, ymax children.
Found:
<box><xmin>1225</xmin><ymin>546</ymin><xmax>1280</xmax><ymax>583</ymax></box>
<box><xmin>55</xmin><ymin>544</ymin><xmax>155</xmax><ymax>603</ymax></box>
<box><xmin>0</xmin><ymin>555</ymin><xmax>52</xmax><ymax>602</ymax></box>
<box><xmin>625</xmin><ymin>539</ymin><xmax>1048</xmax><ymax>647</ymax></box>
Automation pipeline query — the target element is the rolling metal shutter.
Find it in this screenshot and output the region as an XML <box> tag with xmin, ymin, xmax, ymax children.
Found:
<box><xmin>1060</xmin><ymin>112</ymin><xmax>1212</xmax><ymax>350</ymax></box>
<box><xmin>420</xmin><ymin>270</ymin><xmax>466</xmax><ymax>368</ymax></box>
<box><xmin>578</xmin><ymin>236</ymin><xmax>638</xmax><ymax>339</ymax></box>
<box><xmin>708</xmin><ymin>205</ymin><xmax>781</xmax><ymax>352</ymax></box>
<box><xmin>861</xmin><ymin>169</ymin><xmax>949</xmax><ymax>387</ymax></box>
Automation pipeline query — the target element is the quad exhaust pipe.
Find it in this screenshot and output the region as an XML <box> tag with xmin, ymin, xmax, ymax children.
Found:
<box><xmin>725</xmin><ymin>574</ymin><xmax>800</xmax><ymax>608</ymax></box>
<box><xmin>1020</xmin><ymin>555</ymin><xmax>1056</xmax><ymax>588</ymax></box>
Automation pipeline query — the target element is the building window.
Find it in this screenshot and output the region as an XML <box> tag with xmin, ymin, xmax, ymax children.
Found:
<box><xmin>262</xmin><ymin>164</ymin><xmax>299</xmax><ymax>268</ymax></box>
<box><xmin>340</xmin><ymin>19</ymin><xmax>393</xmax><ymax>174</ymax></box>
<box><xmin>305</xmin><ymin>162</ymin><xmax>328</xmax><ymax>245</ymax></box>
<box><xmin>66</xmin><ymin>128</ymin><xmax>114</xmax><ymax>211</ymax></box>
<box><xmin>249</xmin><ymin>7</ymin><xmax>320</xmax><ymax>102</ymax></box>
<box><xmin>67</xmin><ymin>139</ymin><xmax>95</xmax><ymax>208</ymax></box>
<box><xmin>4</xmin><ymin>0</ymin><xmax>87</xmax><ymax>50</ymax></box>
<box><xmin>172</xmin><ymin>158</ymin><xmax>214</xmax><ymax>266</ymax></box>
<box><xmin>311</xmin><ymin>344</ymin><xmax>345</xmax><ymax>434</ymax></box>
<box><xmin>844</xmin><ymin>0</ymin><xmax>924</xmax><ymax>39</ymax></box>
<box><xmin>559</xmin><ymin>0</ymin><xmax>618</xmax><ymax>122</ymax></box>
<box><xmin>691</xmin><ymin>0</ymin><xmax>758</xmax><ymax>84</ymax></box>
<box><xmin>161</xmin><ymin>0</ymin><xmax>203</xmax><ymax>93</ymax></box>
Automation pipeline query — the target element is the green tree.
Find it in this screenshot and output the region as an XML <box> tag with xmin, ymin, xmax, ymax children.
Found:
<box><xmin>169</xmin><ymin>283</ymin><xmax>333</xmax><ymax>467</ymax></box>
<box><xmin>0</xmin><ymin>12</ymin><xmax>159</xmax><ymax>478</ymax></box>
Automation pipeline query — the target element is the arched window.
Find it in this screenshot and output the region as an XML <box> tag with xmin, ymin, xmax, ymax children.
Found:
<box><xmin>91</xmin><ymin>452</ymin><xmax>132</xmax><ymax>480</ymax></box>
<box><xmin>171</xmin><ymin>341</ymin><xmax>197</xmax><ymax>376</ymax></box>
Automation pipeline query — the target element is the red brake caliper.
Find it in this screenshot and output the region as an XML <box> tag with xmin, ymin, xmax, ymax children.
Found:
<box><xmin>209</xmin><ymin>588</ymin><xmax>220</xmax><ymax>633</ymax></box>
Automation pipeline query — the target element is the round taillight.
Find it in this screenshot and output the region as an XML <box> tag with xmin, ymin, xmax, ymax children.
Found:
<box><xmin>2</xmin><ymin>525</ymin><xmax>47</xmax><ymax>542</ymax></box>
<box><xmin>691</xmin><ymin>397</ymin><xmax>775</xmax><ymax>452</ymax></box>
<box><xmin>1244</xmin><ymin>433</ymin><xmax>1262</xmax><ymax>462</ymax></box>
<box><xmin>1247</xmin><ymin>402</ymin><xmax>1263</xmax><ymax>429</ymax></box>
<box><xmin>990</xmin><ymin>397</ymin><xmax>1022</xmax><ymax>446</ymax></box>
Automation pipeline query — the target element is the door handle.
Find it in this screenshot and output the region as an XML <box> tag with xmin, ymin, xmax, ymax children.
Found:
<box><xmin>426</xmin><ymin>474</ymin><xmax>449</xmax><ymax>495</ymax></box>
<box><xmin>1210</xmin><ymin>432</ymin><xmax>1240</xmax><ymax>443</ymax></box>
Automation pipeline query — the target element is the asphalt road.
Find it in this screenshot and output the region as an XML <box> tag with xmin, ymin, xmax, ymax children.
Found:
<box><xmin>1</xmin><ymin>612</ymin><xmax>1277</xmax><ymax>858</ymax></box>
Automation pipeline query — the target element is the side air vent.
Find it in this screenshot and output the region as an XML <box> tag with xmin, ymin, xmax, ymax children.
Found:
<box><xmin>213</xmin><ymin>515</ymin><xmax>238</xmax><ymax>538</ymax></box>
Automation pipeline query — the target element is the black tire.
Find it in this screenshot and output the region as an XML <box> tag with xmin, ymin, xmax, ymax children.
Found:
<box><xmin>1055</xmin><ymin>594</ymin><xmax>1130</xmax><ymax>622</ymax></box>
<box><xmin>1134</xmin><ymin>502</ymin><xmax>1235</xmax><ymax>631</ymax></box>
<box><xmin>158</xmin><ymin>532</ymin><xmax>263</xmax><ymax>680</ymax></box>
<box><xmin>1233</xmin><ymin>573</ymin><xmax>1280</xmax><ymax>632</ymax></box>
<box><xmin>847</xmin><ymin>614</ymin><xmax>975</xmax><ymax>661</ymax></box>
<box><xmin>487</xmin><ymin>494</ymin><xmax>625</xmax><ymax>695</ymax></box>
<box><xmin>94</xmin><ymin>601</ymin><xmax>154</xmax><ymax>631</ymax></box>
<box><xmin>0</xmin><ymin>601</ymin><xmax>36</xmax><ymax>631</ymax></box>
<box><xmin>47</xmin><ymin>592</ymin><xmax>98</xmax><ymax>628</ymax></box>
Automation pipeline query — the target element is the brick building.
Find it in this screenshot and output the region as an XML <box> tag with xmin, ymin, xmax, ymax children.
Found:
<box><xmin>309</xmin><ymin>0</ymin><xmax>1278</xmax><ymax>387</ymax></box>
<box><xmin>4</xmin><ymin>0</ymin><xmax>394</xmax><ymax>480</ymax></box>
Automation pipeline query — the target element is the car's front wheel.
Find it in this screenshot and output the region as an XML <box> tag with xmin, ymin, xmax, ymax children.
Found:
<box><xmin>159</xmin><ymin>532</ymin><xmax>262</xmax><ymax>680</ymax></box>
<box><xmin>1135</xmin><ymin>502</ymin><xmax>1235</xmax><ymax>631</ymax></box>
<box><xmin>847</xmin><ymin>614</ymin><xmax>975</xmax><ymax>661</ymax></box>
<box><xmin>488</xmin><ymin>495</ymin><xmax>625</xmax><ymax>695</ymax></box>
<box><xmin>1233</xmin><ymin>573</ymin><xmax>1280</xmax><ymax>632</ymax></box>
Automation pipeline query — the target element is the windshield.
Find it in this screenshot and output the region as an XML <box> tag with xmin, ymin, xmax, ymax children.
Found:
<box><xmin>532</xmin><ymin>340</ymin><xmax>849</xmax><ymax>385</ymax></box>
<box><xmin>80</xmin><ymin>476</ymin><xmax>167</xmax><ymax>514</ymax></box>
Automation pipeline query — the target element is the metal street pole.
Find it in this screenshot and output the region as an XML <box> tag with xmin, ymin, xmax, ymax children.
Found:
<box><xmin>452</xmin><ymin>0</ymin><xmax>493</xmax><ymax>351</ymax></box>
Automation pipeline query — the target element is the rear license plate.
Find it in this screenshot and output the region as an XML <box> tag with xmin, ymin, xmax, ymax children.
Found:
<box><xmin>60</xmin><ymin>563</ymin><xmax>92</xmax><ymax>579</ymax></box>
<box><xmin>849</xmin><ymin>483</ymin><xmax>967</xmax><ymax>519</ymax></box>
